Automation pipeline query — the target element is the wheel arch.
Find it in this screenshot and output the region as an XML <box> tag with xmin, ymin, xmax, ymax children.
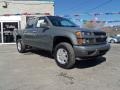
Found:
<box><xmin>52</xmin><ymin>36</ymin><xmax>73</xmax><ymax>54</ymax></box>
<box><xmin>16</xmin><ymin>35</ymin><xmax>22</xmax><ymax>41</ymax></box>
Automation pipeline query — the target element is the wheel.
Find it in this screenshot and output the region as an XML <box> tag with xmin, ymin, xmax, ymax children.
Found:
<box><xmin>110</xmin><ymin>39</ymin><xmax>115</xmax><ymax>43</ymax></box>
<box><xmin>54</xmin><ymin>42</ymin><xmax>75</xmax><ymax>69</ymax></box>
<box><xmin>16</xmin><ymin>39</ymin><xmax>26</xmax><ymax>53</ymax></box>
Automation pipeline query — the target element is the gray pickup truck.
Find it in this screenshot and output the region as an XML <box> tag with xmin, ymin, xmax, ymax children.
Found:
<box><xmin>16</xmin><ymin>16</ymin><xmax>110</xmax><ymax>69</ymax></box>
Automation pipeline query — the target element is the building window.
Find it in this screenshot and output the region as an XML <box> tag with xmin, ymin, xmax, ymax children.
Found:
<box><xmin>0</xmin><ymin>23</ymin><xmax>1</xmax><ymax>43</ymax></box>
<box><xmin>3</xmin><ymin>22</ymin><xmax>18</xmax><ymax>43</ymax></box>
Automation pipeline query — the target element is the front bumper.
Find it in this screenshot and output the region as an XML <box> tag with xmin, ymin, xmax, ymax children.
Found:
<box><xmin>73</xmin><ymin>43</ymin><xmax>110</xmax><ymax>58</ymax></box>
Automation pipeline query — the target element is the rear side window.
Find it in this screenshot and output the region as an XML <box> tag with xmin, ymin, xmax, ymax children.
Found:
<box><xmin>26</xmin><ymin>16</ymin><xmax>37</xmax><ymax>29</ymax></box>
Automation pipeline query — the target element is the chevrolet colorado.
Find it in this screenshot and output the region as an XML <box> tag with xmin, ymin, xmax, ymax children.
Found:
<box><xmin>16</xmin><ymin>16</ymin><xmax>110</xmax><ymax>69</ymax></box>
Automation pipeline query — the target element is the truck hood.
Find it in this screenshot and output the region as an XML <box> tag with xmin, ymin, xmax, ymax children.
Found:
<box><xmin>53</xmin><ymin>26</ymin><xmax>104</xmax><ymax>33</ymax></box>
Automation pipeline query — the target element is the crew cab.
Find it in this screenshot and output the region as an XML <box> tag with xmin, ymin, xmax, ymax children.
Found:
<box><xmin>16</xmin><ymin>16</ymin><xmax>110</xmax><ymax>69</ymax></box>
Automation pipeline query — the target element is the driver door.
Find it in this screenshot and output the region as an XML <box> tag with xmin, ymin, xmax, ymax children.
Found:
<box><xmin>34</xmin><ymin>17</ymin><xmax>52</xmax><ymax>50</ymax></box>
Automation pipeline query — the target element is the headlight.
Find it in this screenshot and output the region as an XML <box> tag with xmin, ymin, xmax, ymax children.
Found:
<box><xmin>75</xmin><ymin>31</ymin><xmax>92</xmax><ymax>38</ymax></box>
<box><xmin>81</xmin><ymin>31</ymin><xmax>92</xmax><ymax>36</ymax></box>
<box><xmin>75</xmin><ymin>32</ymin><xmax>83</xmax><ymax>45</ymax></box>
<box><xmin>75</xmin><ymin>31</ymin><xmax>95</xmax><ymax>45</ymax></box>
<box><xmin>83</xmin><ymin>39</ymin><xmax>90</xmax><ymax>44</ymax></box>
<box><xmin>75</xmin><ymin>32</ymin><xmax>82</xmax><ymax>38</ymax></box>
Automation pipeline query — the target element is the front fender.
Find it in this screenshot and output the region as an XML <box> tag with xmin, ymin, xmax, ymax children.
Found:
<box><xmin>52</xmin><ymin>30</ymin><xmax>78</xmax><ymax>45</ymax></box>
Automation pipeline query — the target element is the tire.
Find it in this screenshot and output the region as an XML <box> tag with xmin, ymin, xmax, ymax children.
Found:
<box><xmin>16</xmin><ymin>39</ymin><xmax>26</xmax><ymax>53</ymax></box>
<box><xmin>54</xmin><ymin>42</ymin><xmax>75</xmax><ymax>69</ymax></box>
<box><xmin>110</xmin><ymin>40</ymin><xmax>115</xmax><ymax>43</ymax></box>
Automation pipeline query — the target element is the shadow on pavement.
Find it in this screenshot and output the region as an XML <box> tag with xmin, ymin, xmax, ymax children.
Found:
<box><xmin>29</xmin><ymin>49</ymin><xmax>53</xmax><ymax>59</ymax></box>
<box><xmin>25</xmin><ymin>49</ymin><xmax>106</xmax><ymax>69</ymax></box>
<box><xmin>74</xmin><ymin>57</ymin><xmax>106</xmax><ymax>69</ymax></box>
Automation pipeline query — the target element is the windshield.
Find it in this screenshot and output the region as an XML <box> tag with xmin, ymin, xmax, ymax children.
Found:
<box><xmin>48</xmin><ymin>16</ymin><xmax>77</xmax><ymax>27</ymax></box>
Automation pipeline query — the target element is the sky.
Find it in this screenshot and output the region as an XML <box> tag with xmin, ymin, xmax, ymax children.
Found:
<box><xmin>55</xmin><ymin>0</ymin><xmax>120</xmax><ymax>26</ymax></box>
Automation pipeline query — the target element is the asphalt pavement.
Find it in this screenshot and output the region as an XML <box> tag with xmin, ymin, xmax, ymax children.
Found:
<box><xmin>0</xmin><ymin>44</ymin><xmax>120</xmax><ymax>90</ymax></box>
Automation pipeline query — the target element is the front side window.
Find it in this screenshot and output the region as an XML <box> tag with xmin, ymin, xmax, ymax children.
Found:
<box><xmin>48</xmin><ymin>16</ymin><xmax>77</xmax><ymax>27</ymax></box>
<box><xmin>36</xmin><ymin>19</ymin><xmax>45</xmax><ymax>27</ymax></box>
<box><xmin>36</xmin><ymin>17</ymin><xmax>48</xmax><ymax>28</ymax></box>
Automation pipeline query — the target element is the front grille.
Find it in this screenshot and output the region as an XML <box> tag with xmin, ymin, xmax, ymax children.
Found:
<box><xmin>96</xmin><ymin>38</ymin><xmax>106</xmax><ymax>43</ymax></box>
<box><xmin>93</xmin><ymin>32</ymin><xmax>107</xmax><ymax>43</ymax></box>
<box><xmin>83</xmin><ymin>31</ymin><xmax>107</xmax><ymax>45</ymax></box>
<box><xmin>94</xmin><ymin>32</ymin><xmax>106</xmax><ymax>36</ymax></box>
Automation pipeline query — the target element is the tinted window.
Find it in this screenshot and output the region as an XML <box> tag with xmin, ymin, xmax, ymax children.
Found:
<box><xmin>26</xmin><ymin>16</ymin><xmax>37</xmax><ymax>29</ymax></box>
<box><xmin>47</xmin><ymin>16</ymin><xmax>77</xmax><ymax>27</ymax></box>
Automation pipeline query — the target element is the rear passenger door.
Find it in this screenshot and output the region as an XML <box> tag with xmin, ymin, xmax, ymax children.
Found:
<box><xmin>23</xmin><ymin>17</ymin><xmax>37</xmax><ymax>46</ymax></box>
